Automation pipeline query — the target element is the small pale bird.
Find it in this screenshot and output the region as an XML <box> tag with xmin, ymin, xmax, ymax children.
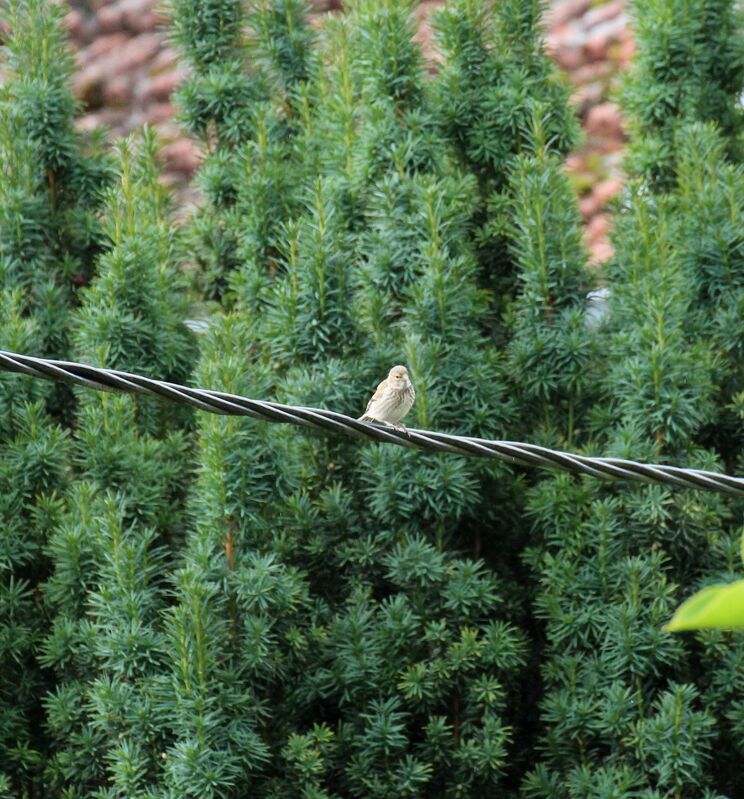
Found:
<box><xmin>359</xmin><ymin>365</ymin><xmax>416</xmax><ymax>429</ymax></box>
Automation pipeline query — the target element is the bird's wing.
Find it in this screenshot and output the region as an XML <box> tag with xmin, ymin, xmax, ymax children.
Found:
<box><xmin>364</xmin><ymin>378</ymin><xmax>388</xmax><ymax>415</ymax></box>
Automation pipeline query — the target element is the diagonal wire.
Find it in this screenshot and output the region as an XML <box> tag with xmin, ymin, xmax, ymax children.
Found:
<box><xmin>2</xmin><ymin>348</ymin><xmax>744</xmax><ymax>497</ymax></box>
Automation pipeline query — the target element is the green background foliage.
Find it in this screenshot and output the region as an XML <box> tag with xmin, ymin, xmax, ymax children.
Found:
<box><xmin>1</xmin><ymin>0</ymin><xmax>743</xmax><ymax>797</ymax></box>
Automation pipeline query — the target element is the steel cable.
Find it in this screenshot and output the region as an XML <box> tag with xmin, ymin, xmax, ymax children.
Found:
<box><xmin>2</xmin><ymin>348</ymin><xmax>744</xmax><ymax>496</ymax></box>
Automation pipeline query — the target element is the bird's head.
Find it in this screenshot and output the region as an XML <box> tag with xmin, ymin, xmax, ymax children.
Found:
<box><xmin>388</xmin><ymin>365</ymin><xmax>411</xmax><ymax>387</ymax></box>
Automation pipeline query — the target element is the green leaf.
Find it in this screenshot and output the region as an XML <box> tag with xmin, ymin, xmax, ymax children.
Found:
<box><xmin>664</xmin><ymin>580</ymin><xmax>744</xmax><ymax>631</ymax></box>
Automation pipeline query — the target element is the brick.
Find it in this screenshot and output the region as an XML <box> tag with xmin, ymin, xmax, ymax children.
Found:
<box><xmin>614</xmin><ymin>30</ymin><xmax>636</xmax><ymax>66</ymax></box>
<box><xmin>584</xmin><ymin>16</ymin><xmax>628</xmax><ymax>62</ymax></box>
<box><xmin>161</xmin><ymin>138</ymin><xmax>201</xmax><ymax>174</ymax></box>
<box><xmin>586</xmin><ymin>212</ymin><xmax>612</xmax><ymax>242</ymax></box>
<box><xmin>150</xmin><ymin>46</ymin><xmax>180</xmax><ymax>73</ymax></box>
<box><xmin>547</xmin><ymin>0</ymin><xmax>593</xmax><ymax>28</ymax></box>
<box><xmin>142</xmin><ymin>69</ymin><xmax>181</xmax><ymax>101</ymax></box>
<box><xmin>584</xmin><ymin>0</ymin><xmax>625</xmax><ymax>30</ymax></box>
<box><xmin>145</xmin><ymin>101</ymin><xmax>176</xmax><ymax>125</ymax></box>
<box><xmin>120</xmin><ymin>0</ymin><xmax>161</xmax><ymax>32</ymax></box>
<box><xmin>547</xmin><ymin>22</ymin><xmax>588</xmax><ymax>54</ymax></box>
<box><xmin>571</xmin><ymin>82</ymin><xmax>606</xmax><ymax>114</ymax></box>
<box><xmin>75</xmin><ymin>107</ymin><xmax>127</xmax><ymax>132</ymax></box>
<box><xmin>571</xmin><ymin>60</ymin><xmax>614</xmax><ymax>86</ymax></box>
<box><xmin>65</xmin><ymin>8</ymin><xmax>84</xmax><ymax>38</ymax></box>
<box><xmin>593</xmin><ymin>177</ymin><xmax>623</xmax><ymax>207</ymax></box>
<box><xmin>120</xmin><ymin>32</ymin><xmax>162</xmax><ymax>69</ymax></box>
<box><xmin>77</xmin><ymin>32</ymin><xmax>129</xmax><ymax>68</ymax></box>
<box><xmin>580</xmin><ymin>193</ymin><xmax>601</xmax><ymax>219</ymax></box>
<box><xmin>97</xmin><ymin>3</ymin><xmax>125</xmax><ymax>34</ymax></box>
<box><xmin>585</xmin><ymin>102</ymin><xmax>625</xmax><ymax>138</ymax></box>
<box><xmin>103</xmin><ymin>74</ymin><xmax>132</xmax><ymax>105</ymax></box>
<box><xmin>588</xmin><ymin>238</ymin><xmax>615</xmax><ymax>264</ymax></box>
<box><xmin>565</xmin><ymin>154</ymin><xmax>585</xmax><ymax>173</ymax></box>
<box><xmin>555</xmin><ymin>46</ymin><xmax>586</xmax><ymax>71</ymax></box>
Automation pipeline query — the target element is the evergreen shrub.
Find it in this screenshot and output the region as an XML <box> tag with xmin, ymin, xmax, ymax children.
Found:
<box><xmin>0</xmin><ymin>0</ymin><xmax>743</xmax><ymax>797</ymax></box>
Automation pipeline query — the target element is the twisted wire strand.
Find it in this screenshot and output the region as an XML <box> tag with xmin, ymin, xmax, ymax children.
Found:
<box><xmin>2</xmin><ymin>349</ymin><xmax>743</xmax><ymax>496</ymax></box>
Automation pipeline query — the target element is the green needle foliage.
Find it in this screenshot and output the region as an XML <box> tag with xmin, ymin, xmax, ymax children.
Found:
<box><xmin>5</xmin><ymin>0</ymin><xmax>744</xmax><ymax>796</ymax></box>
<box><xmin>524</xmin><ymin>0</ymin><xmax>744</xmax><ymax>794</ymax></box>
<box><xmin>161</xmin><ymin>317</ymin><xmax>308</xmax><ymax>798</ymax></box>
<box><xmin>504</xmin><ymin>127</ymin><xmax>594</xmax><ymax>446</ymax></box>
<box><xmin>434</xmin><ymin>0</ymin><xmax>580</xmax><ymax>299</ymax></box>
<box><xmin>0</xmin><ymin>297</ymin><xmax>70</xmax><ymax>795</ymax></box>
<box><xmin>0</xmin><ymin>0</ymin><xmax>111</xmax><ymax>359</ymax></box>
<box><xmin>0</xmin><ymin>2</ymin><xmax>109</xmax><ymax>793</ymax></box>
<box><xmin>41</xmin><ymin>131</ymin><xmax>197</xmax><ymax>797</ymax></box>
<box><xmin>673</xmin><ymin>124</ymin><xmax>744</xmax><ymax>466</ymax></box>
<box><xmin>163</xmin><ymin>1</ymin><xmax>535</xmax><ymax>795</ymax></box>
<box><xmin>434</xmin><ymin>0</ymin><xmax>578</xmax><ymax>190</ymax></box>
<box><xmin>170</xmin><ymin>0</ymin><xmax>313</xmax><ymax>301</ymax></box>
<box><xmin>622</xmin><ymin>0</ymin><xmax>744</xmax><ymax>187</ymax></box>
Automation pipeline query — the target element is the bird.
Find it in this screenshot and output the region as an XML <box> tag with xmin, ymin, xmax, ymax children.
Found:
<box><xmin>359</xmin><ymin>365</ymin><xmax>415</xmax><ymax>430</ymax></box>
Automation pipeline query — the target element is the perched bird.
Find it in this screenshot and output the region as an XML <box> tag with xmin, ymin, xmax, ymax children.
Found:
<box><xmin>359</xmin><ymin>365</ymin><xmax>415</xmax><ymax>429</ymax></box>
